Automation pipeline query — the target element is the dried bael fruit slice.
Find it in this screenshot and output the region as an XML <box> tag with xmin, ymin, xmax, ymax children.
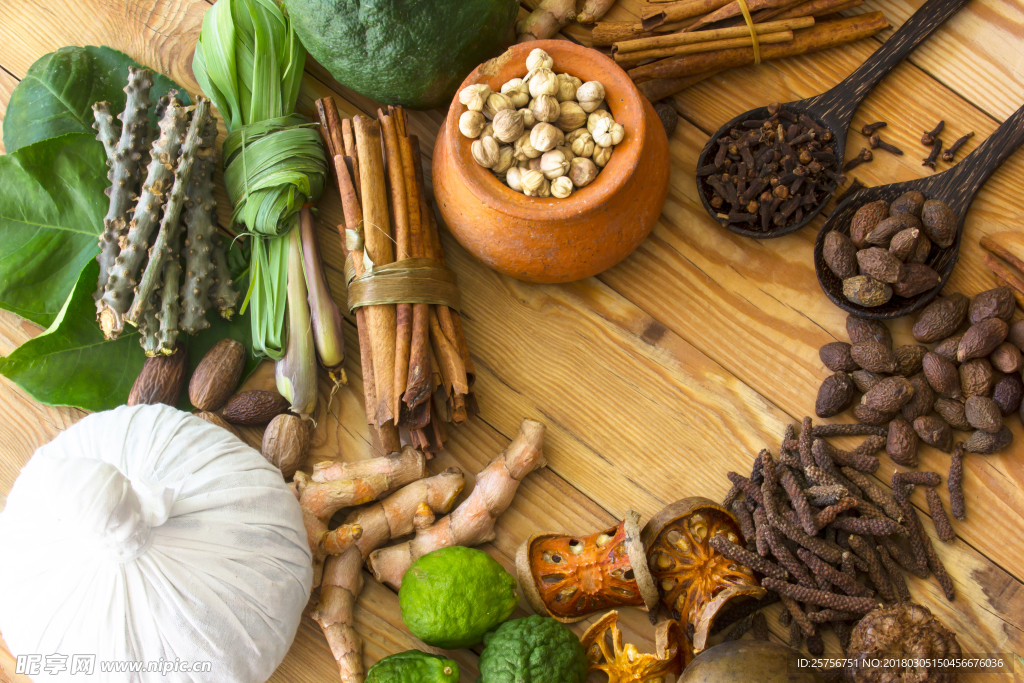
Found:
<box><xmin>517</xmin><ymin>510</ymin><xmax>659</xmax><ymax>623</ymax></box>
<box><xmin>641</xmin><ymin>497</ymin><xmax>766</xmax><ymax>653</ymax></box>
<box><xmin>581</xmin><ymin>610</ymin><xmax>686</xmax><ymax>682</ymax></box>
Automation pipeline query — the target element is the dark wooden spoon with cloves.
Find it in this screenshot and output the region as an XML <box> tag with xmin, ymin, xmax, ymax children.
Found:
<box><xmin>814</xmin><ymin>102</ymin><xmax>1024</xmax><ymax>320</ymax></box>
<box><xmin>695</xmin><ymin>0</ymin><xmax>973</xmax><ymax>239</ymax></box>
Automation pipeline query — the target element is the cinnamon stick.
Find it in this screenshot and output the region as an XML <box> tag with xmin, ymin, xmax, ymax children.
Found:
<box><xmin>641</xmin><ymin>0</ymin><xmax>734</xmax><ymax>30</ymax></box>
<box><xmin>615</xmin><ymin>30</ymin><xmax>795</xmax><ymax>68</ymax></box>
<box><xmin>993</xmin><ymin>275</ymin><xmax>1024</xmax><ymax>309</ymax></box>
<box><xmin>629</xmin><ymin>12</ymin><xmax>888</xmax><ymax>81</ymax></box>
<box><xmin>983</xmin><ymin>253</ymin><xmax>1024</xmax><ymax>301</ymax></box>
<box><xmin>685</xmin><ymin>0</ymin><xmax>793</xmax><ymax>31</ymax></box>
<box><xmin>981</xmin><ymin>236</ymin><xmax>1024</xmax><ymax>274</ymax></box>
<box><xmin>763</xmin><ymin>0</ymin><xmax>863</xmax><ymax>21</ymax></box>
<box><xmin>614</xmin><ymin>16</ymin><xmax>813</xmax><ymax>53</ymax></box>
<box><xmin>637</xmin><ymin>70</ymin><xmax>723</xmax><ymax>101</ymax></box>
<box><xmin>592</xmin><ymin>19</ymin><xmax>697</xmax><ymax>46</ymax></box>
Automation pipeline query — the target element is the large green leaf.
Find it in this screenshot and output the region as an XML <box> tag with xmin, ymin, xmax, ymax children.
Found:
<box><xmin>0</xmin><ymin>254</ymin><xmax>259</xmax><ymax>413</ymax></box>
<box><xmin>3</xmin><ymin>46</ymin><xmax>190</xmax><ymax>154</ymax></box>
<box><xmin>0</xmin><ymin>133</ymin><xmax>108</xmax><ymax>327</ymax></box>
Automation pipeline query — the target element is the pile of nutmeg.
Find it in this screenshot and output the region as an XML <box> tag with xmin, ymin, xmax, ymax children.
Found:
<box><xmin>457</xmin><ymin>48</ymin><xmax>624</xmax><ymax>198</ymax></box>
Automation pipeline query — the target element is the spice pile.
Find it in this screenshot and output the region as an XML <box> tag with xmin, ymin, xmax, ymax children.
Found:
<box><xmin>92</xmin><ymin>70</ymin><xmax>238</xmax><ymax>354</ymax></box>
<box><xmin>697</xmin><ymin>102</ymin><xmax>843</xmax><ymax>232</ymax></box>
<box><xmin>823</xmin><ymin>191</ymin><xmax>953</xmax><ymax>307</ymax></box>
<box><xmin>458</xmin><ymin>48</ymin><xmax>624</xmax><ymax>198</ymax></box>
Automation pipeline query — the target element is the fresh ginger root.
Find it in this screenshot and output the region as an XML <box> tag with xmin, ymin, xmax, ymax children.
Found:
<box><xmin>296</xmin><ymin>448</ymin><xmax>427</xmax><ymax>520</ymax></box>
<box><xmin>576</xmin><ymin>0</ymin><xmax>618</xmax><ymax>23</ymax></box>
<box><xmin>368</xmin><ymin>419</ymin><xmax>547</xmax><ymax>589</ymax></box>
<box><xmin>517</xmin><ymin>0</ymin><xmax>577</xmax><ymax>41</ymax></box>
<box><xmin>312</xmin><ymin>446</ymin><xmax>425</xmax><ymax>484</ymax></box>
<box><xmin>312</xmin><ymin>468</ymin><xmax>466</xmax><ymax>683</ymax></box>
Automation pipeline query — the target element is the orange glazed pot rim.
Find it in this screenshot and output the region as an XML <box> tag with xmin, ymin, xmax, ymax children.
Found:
<box><xmin>443</xmin><ymin>40</ymin><xmax>648</xmax><ymax>222</ymax></box>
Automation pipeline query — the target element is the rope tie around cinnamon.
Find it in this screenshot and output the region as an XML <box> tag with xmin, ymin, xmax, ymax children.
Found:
<box><xmin>736</xmin><ymin>0</ymin><xmax>762</xmax><ymax>64</ymax></box>
<box><xmin>345</xmin><ymin>257</ymin><xmax>462</xmax><ymax>314</ymax></box>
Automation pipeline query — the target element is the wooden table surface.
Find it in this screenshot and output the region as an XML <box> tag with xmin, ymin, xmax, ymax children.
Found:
<box><xmin>1</xmin><ymin>0</ymin><xmax>1023</xmax><ymax>680</ymax></box>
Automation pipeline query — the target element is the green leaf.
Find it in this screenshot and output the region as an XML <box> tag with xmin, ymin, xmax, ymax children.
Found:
<box><xmin>3</xmin><ymin>45</ymin><xmax>190</xmax><ymax>154</ymax></box>
<box><xmin>0</xmin><ymin>252</ymin><xmax>259</xmax><ymax>413</ymax></box>
<box><xmin>0</xmin><ymin>133</ymin><xmax>108</xmax><ymax>327</ymax></box>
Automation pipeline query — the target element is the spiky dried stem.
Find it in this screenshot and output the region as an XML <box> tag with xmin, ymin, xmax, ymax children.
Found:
<box><xmin>92</xmin><ymin>101</ymin><xmax>120</xmax><ymax>160</ymax></box>
<box><xmin>155</xmin><ymin>214</ymin><xmax>182</xmax><ymax>354</ymax></box>
<box><xmin>127</xmin><ymin>98</ymin><xmax>211</xmax><ymax>326</ymax></box>
<box><xmin>368</xmin><ymin>419</ymin><xmax>547</xmax><ymax>589</ymax></box>
<box><xmin>93</xmin><ymin>68</ymin><xmax>153</xmax><ymax>304</ymax></box>
<box><xmin>210</xmin><ymin>238</ymin><xmax>240</xmax><ymax>319</ymax></box>
<box><xmin>97</xmin><ymin>96</ymin><xmax>188</xmax><ymax>338</ymax></box>
<box><xmin>138</xmin><ymin>296</ymin><xmax>162</xmax><ymax>356</ymax></box>
<box><xmin>179</xmin><ymin>117</ymin><xmax>219</xmax><ymax>335</ymax></box>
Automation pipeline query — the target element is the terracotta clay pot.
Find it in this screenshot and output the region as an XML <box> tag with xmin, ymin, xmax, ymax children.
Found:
<box><xmin>432</xmin><ymin>40</ymin><xmax>670</xmax><ymax>283</ymax></box>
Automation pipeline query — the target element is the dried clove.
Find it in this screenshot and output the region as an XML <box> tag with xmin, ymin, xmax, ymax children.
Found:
<box><xmin>942</xmin><ymin>132</ymin><xmax>974</xmax><ymax>162</ymax></box>
<box><xmin>868</xmin><ymin>134</ymin><xmax>904</xmax><ymax>156</ymax></box>
<box><xmin>922</xmin><ymin>139</ymin><xmax>943</xmax><ymax>170</ymax></box>
<box><xmin>921</xmin><ymin>120</ymin><xmax>944</xmax><ymax>146</ymax></box>
<box><xmin>861</xmin><ymin>121</ymin><xmax>888</xmax><ymax>136</ymax></box>
<box><xmin>843</xmin><ymin>148</ymin><xmax>873</xmax><ymax>171</ymax></box>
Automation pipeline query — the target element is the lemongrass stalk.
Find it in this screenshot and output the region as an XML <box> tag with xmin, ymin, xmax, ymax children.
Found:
<box><xmin>275</xmin><ymin>224</ymin><xmax>317</xmax><ymax>419</ymax></box>
<box><xmin>298</xmin><ymin>207</ymin><xmax>346</xmax><ymax>382</ymax></box>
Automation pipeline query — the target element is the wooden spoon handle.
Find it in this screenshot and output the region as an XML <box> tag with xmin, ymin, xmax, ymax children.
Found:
<box><xmin>935</xmin><ymin>102</ymin><xmax>1024</xmax><ymax>216</ymax></box>
<box><xmin>809</xmin><ymin>0</ymin><xmax>972</xmax><ymax>131</ymax></box>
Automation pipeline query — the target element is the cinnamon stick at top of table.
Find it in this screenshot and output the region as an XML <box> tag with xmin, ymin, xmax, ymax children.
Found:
<box><xmin>615</xmin><ymin>30</ymin><xmax>794</xmax><ymax>68</ymax></box>
<box><xmin>760</xmin><ymin>0</ymin><xmax>863</xmax><ymax>21</ymax></box>
<box><xmin>641</xmin><ymin>0</ymin><xmax>733</xmax><ymax>30</ymax></box>
<box><xmin>629</xmin><ymin>12</ymin><xmax>888</xmax><ymax>82</ymax></box>
<box><xmin>614</xmin><ymin>16</ymin><xmax>812</xmax><ymax>53</ymax></box>
<box><xmin>686</xmin><ymin>0</ymin><xmax>794</xmax><ymax>31</ymax></box>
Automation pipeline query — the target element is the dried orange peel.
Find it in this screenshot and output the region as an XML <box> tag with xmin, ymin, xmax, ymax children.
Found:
<box><xmin>580</xmin><ymin>610</ymin><xmax>686</xmax><ymax>682</ymax></box>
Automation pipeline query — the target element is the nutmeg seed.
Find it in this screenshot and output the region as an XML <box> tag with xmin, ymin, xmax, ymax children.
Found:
<box><xmin>262</xmin><ymin>413</ymin><xmax>310</xmax><ymax>478</ymax></box>
<box><xmin>189</xmin><ymin>338</ymin><xmax>246</xmax><ymax>411</ymax></box>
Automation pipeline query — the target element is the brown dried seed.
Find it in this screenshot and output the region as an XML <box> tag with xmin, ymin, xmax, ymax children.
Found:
<box><xmin>262</xmin><ymin>414</ymin><xmax>311</xmax><ymax>478</ymax></box>
<box><xmin>862</xmin><ymin>376</ymin><xmax>915</xmax><ymax>413</ymax></box>
<box><xmin>892</xmin><ymin>263</ymin><xmax>942</xmax><ymax>298</ymax></box>
<box><xmin>922</xmin><ymin>352</ymin><xmax>962</xmax><ymax>398</ymax></box>
<box><xmin>844</xmin><ymin>275</ymin><xmax>893</xmax><ymax>307</ymax></box>
<box><xmin>965</xmin><ymin>425</ymin><xmax>1013</xmax><ymax>454</ymax></box>
<box><xmin>128</xmin><ymin>346</ymin><xmax>189</xmax><ymax>407</ymax></box>
<box><xmin>820</xmin><ymin>341</ymin><xmax>859</xmax><ymax>372</ymax></box>
<box><xmin>824</xmin><ymin>231</ymin><xmax>859</xmax><ymax>280</ymax></box>
<box><xmin>908</xmin><ymin>232</ymin><xmax>932</xmax><ymax>264</ymax></box>
<box><xmin>847</xmin><ymin>315</ymin><xmax>892</xmax><ymax>347</ymax></box>
<box><xmin>968</xmin><ymin>286</ymin><xmax>1016</xmax><ymax>325</ymax></box>
<box><xmin>948</xmin><ymin>445</ymin><xmax>965</xmax><ymax>520</ymax></box>
<box><xmin>852</xmin><ymin>369</ymin><xmax>885</xmax><ymax>393</ymax></box>
<box><xmin>933</xmin><ymin>397</ymin><xmax>971</xmax><ymax>431</ymax></box>
<box><xmin>959</xmin><ymin>358</ymin><xmax>994</xmax><ymax>398</ymax></box>
<box><xmin>901</xmin><ymin>373</ymin><xmax>935</xmax><ymax>422</ymax></box>
<box><xmin>854</xmin><ymin>403</ymin><xmax>895</xmax><ymax>426</ymax></box>
<box><xmin>913</xmin><ymin>415</ymin><xmax>953</xmax><ymax>452</ymax></box>
<box><xmin>964</xmin><ymin>396</ymin><xmax>1003</xmax><ymax>434</ymax></box>
<box><xmin>817</xmin><ymin>372</ymin><xmax>857</xmax><ymax>418</ymax></box>
<box><xmin>912</xmin><ymin>293</ymin><xmax>969</xmax><ymax>343</ymax></box>
<box><xmin>920</xmin><ymin>199</ymin><xmax>957</xmax><ymax>248</ymax></box>
<box><xmin>221</xmin><ymin>389</ymin><xmax>290</xmax><ymax>425</ymax></box>
<box><xmin>866</xmin><ymin>215</ymin><xmax>918</xmax><ymax>247</ymax></box>
<box><xmin>849</xmin><ymin>200</ymin><xmax>889</xmax><ymax>248</ymax></box>
<box><xmin>857</xmin><ymin>247</ymin><xmax>905</xmax><ymax>284</ymax></box>
<box><xmin>992</xmin><ymin>373</ymin><xmax>1024</xmax><ymax>414</ymax></box>
<box><xmin>933</xmin><ymin>334</ymin><xmax>964</xmax><ymax>364</ymax></box>
<box><xmin>889</xmin><ymin>190</ymin><xmax>924</xmax><ymax>217</ymax></box>
<box><xmin>990</xmin><ymin>342</ymin><xmax>1023</xmax><ymax>373</ymax></box>
<box><xmin>189</xmin><ymin>338</ymin><xmax>246</xmax><ymax>411</ymax></box>
<box><xmin>886</xmin><ymin>417</ymin><xmax>919</xmax><ymax>466</ymax></box>
<box><xmin>888</xmin><ymin>228</ymin><xmax>920</xmax><ymax>261</ymax></box>
<box><xmin>893</xmin><ymin>345</ymin><xmax>928</xmax><ymax>376</ymax></box>
<box><xmin>851</xmin><ymin>340</ymin><xmax>898</xmax><ymax>373</ymax></box>
<box><xmin>957</xmin><ymin>318</ymin><xmax>1009</xmax><ymax>362</ymax></box>
<box><xmin>1007</xmin><ymin>319</ymin><xmax>1024</xmax><ymax>350</ymax></box>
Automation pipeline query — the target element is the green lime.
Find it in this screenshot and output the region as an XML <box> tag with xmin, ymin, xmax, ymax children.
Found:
<box><xmin>478</xmin><ymin>615</ymin><xmax>588</xmax><ymax>683</ymax></box>
<box><xmin>366</xmin><ymin>650</ymin><xmax>459</xmax><ymax>683</ymax></box>
<box><xmin>399</xmin><ymin>547</ymin><xmax>518</xmax><ymax>649</ymax></box>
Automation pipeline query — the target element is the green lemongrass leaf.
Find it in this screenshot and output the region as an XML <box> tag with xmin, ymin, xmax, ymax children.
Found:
<box><xmin>196</xmin><ymin>0</ymin><xmax>243</xmax><ymax>130</ymax></box>
<box><xmin>0</xmin><ymin>133</ymin><xmax>108</xmax><ymax>326</ymax></box>
<box><xmin>3</xmin><ymin>46</ymin><xmax>189</xmax><ymax>153</ymax></box>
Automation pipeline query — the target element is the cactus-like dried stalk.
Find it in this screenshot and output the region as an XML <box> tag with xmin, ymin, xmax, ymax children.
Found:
<box><xmin>126</xmin><ymin>97</ymin><xmax>212</xmax><ymax>326</ymax></box>
<box><xmin>156</xmin><ymin>225</ymin><xmax>183</xmax><ymax>354</ymax></box>
<box><xmin>97</xmin><ymin>96</ymin><xmax>188</xmax><ymax>339</ymax></box>
<box><xmin>139</xmin><ymin>295</ymin><xmax>162</xmax><ymax>356</ymax></box>
<box><xmin>92</xmin><ymin>67</ymin><xmax>153</xmax><ymax>302</ymax></box>
<box><xmin>179</xmin><ymin>117</ymin><xmax>220</xmax><ymax>335</ymax></box>
<box><xmin>210</xmin><ymin>238</ymin><xmax>240</xmax><ymax>319</ymax></box>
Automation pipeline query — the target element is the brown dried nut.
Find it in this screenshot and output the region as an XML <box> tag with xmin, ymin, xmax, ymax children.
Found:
<box><xmin>913</xmin><ymin>415</ymin><xmax>953</xmax><ymax>452</ymax></box>
<box><xmin>193</xmin><ymin>410</ymin><xmax>245</xmax><ymax>441</ymax></box>
<box><xmin>823</xmin><ymin>231</ymin><xmax>859</xmax><ymax>280</ymax></box>
<box><xmin>889</xmin><ymin>190</ymin><xmax>924</xmax><ymax>218</ymax></box>
<box><xmin>992</xmin><ymin>373</ymin><xmax>1024</xmax><ymax>415</ymax></box>
<box><xmin>262</xmin><ymin>414</ymin><xmax>311</xmax><ymax>479</ymax></box>
<box><xmin>901</xmin><ymin>373</ymin><xmax>935</xmax><ymax>422</ymax></box>
<box><xmin>892</xmin><ymin>263</ymin><xmax>942</xmax><ymax>298</ymax></box>
<box><xmin>128</xmin><ymin>346</ymin><xmax>188</xmax><ymax>406</ymax></box>
<box><xmin>820</xmin><ymin>341</ymin><xmax>859</xmax><ymax>372</ymax></box>
<box><xmin>893</xmin><ymin>345</ymin><xmax>927</xmax><ymax>376</ymax></box>
<box><xmin>847</xmin><ymin>315</ymin><xmax>892</xmax><ymax>347</ymax></box>
<box><xmin>920</xmin><ymin>199</ymin><xmax>957</xmax><ymax>248</ymax></box>
<box><xmin>907</xmin><ymin>232</ymin><xmax>932</xmax><ymax>263</ymax></box>
<box><xmin>965</xmin><ymin>426</ymin><xmax>1013</xmax><ymax>454</ymax></box>
<box><xmin>959</xmin><ymin>358</ymin><xmax>994</xmax><ymax>398</ymax></box>
<box><xmin>964</xmin><ymin>395</ymin><xmax>1002</xmax><ymax>434</ymax></box>
<box><xmin>849</xmin><ymin>200</ymin><xmax>889</xmax><ymax>248</ymax></box>
<box><xmin>933</xmin><ymin>398</ymin><xmax>971</xmax><ymax>431</ymax></box>
<box><xmin>862</xmin><ymin>376</ymin><xmax>914</xmax><ymax>413</ymax></box>
<box><xmin>851</xmin><ymin>340</ymin><xmax>898</xmax><ymax>374</ymax></box>
<box><xmin>968</xmin><ymin>286</ymin><xmax>1016</xmax><ymax>324</ymax></box>
<box><xmin>189</xmin><ymin>338</ymin><xmax>247</xmax><ymax>411</ymax></box>
<box><xmin>221</xmin><ymin>389</ymin><xmax>290</xmax><ymax>425</ymax></box>
<box><xmin>854</xmin><ymin>403</ymin><xmax>895</xmax><ymax>426</ymax></box>
<box><xmin>1007</xmin><ymin>320</ymin><xmax>1024</xmax><ymax>350</ymax></box>
<box><xmin>853</xmin><ymin>369</ymin><xmax>885</xmax><ymax>393</ymax></box>
<box><xmin>886</xmin><ymin>417</ymin><xmax>919</xmax><ymax>466</ymax></box>
<box><xmin>990</xmin><ymin>342</ymin><xmax>1023</xmax><ymax>373</ymax></box>
<box><xmin>957</xmin><ymin>318</ymin><xmax>1008</xmax><ymax>363</ymax></box>
<box><xmin>817</xmin><ymin>372</ymin><xmax>857</xmax><ymax>418</ymax></box>
<box><xmin>912</xmin><ymin>293</ymin><xmax>969</xmax><ymax>343</ymax></box>
<box><xmin>844</xmin><ymin>275</ymin><xmax>892</xmax><ymax>307</ymax></box>
<box><xmin>923</xmin><ymin>352</ymin><xmax>962</xmax><ymax>399</ymax></box>
<box><xmin>933</xmin><ymin>334</ymin><xmax>964</xmax><ymax>364</ymax></box>
<box><xmin>857</xmin><ymin>248</ymin><xmax>905</xmax><ymax>284</ymax></box>
<box><xmin>888</xmin><ymin>228</ymin><xmax>920</xmax><ymax>261</ymax></box>
<box><xmin>865</xmin><ymin>216</ymin><xmax>913</xmax><ymax>247</ymax></box>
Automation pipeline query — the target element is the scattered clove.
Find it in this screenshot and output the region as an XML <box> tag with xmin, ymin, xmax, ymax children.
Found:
<box><xmin>921</xmin><ymin>120</ymin><xmax>944</xmax><ymax>146</ymax></box>
<box><xmin>861</xmin><ymin>121</ymin><xmax>888</xmax><ymax>136</ymax></box>
<box><xmin>843</xmin><ymin>148</ymin><xmax>873</xmax><ymax>171</ymax></box>
<box><xmin>868</xmin><ymin>134</ymin><xmax>903</xmax><ymax>156</ymax></box>
<box><xmin>942</xmin><ymin>132</ymin><xmax>974</xmax><ymax>162</ymax></box>
<box><xmin>922</xmin><ymin>139</ymin><xmax>943</xmax><ymax>170</ymax></box>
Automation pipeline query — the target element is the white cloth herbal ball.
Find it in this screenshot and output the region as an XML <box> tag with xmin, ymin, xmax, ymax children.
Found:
<box><xmin>0</xmin><ymin>404</ymin><xmax>312</xmax><ymax>683</ymax></box>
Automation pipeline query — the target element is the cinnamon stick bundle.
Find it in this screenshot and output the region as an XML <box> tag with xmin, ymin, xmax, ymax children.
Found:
<box><xmin>592</xmin><ymin>20</ymin><xmax>697</xmax><ymax>46</ymax></box>
<box><xmin>685</xmin><ymin>0</ymin><xmax>794</xmax><ymax>31</ymax></box>
<box><xmin>767</xmin><ymin>0</ymin><xmax>864</xmax><ymax>21</ymax></box>
<box><xmin>614</xmin><ymin>16</ymin><xmax>813</xmax><ymax>53</ymax></box>
<box><xmin>630</xmin><ymin>12</ymin><xmax>889</xmax><ymax>82</ymax></box>
<box><xmin>641</xmin><ymin>0</ymin><xmax>734</xmax><ymax>30</ymax></box>
<box><xmin>615</xmin><ymin>30</ymin><xmax>795</xmax><ymax>68</ymax></box>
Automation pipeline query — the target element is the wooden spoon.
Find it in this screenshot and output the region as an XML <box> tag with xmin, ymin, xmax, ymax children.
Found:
<box><xmin>814</xmin><ymin>102</ymin><xmax>1024</xmax><ymax>320</ymax></box>
<box><xmin>695</xmin><ymin>0</ymin><xmax>973</xmax><ymax>239</ymax></box>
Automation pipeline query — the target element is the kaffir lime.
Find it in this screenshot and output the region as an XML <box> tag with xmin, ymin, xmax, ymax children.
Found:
<box><xmin>365</xmin><ymin>650</ymin><xmax>459</xmax><ymax>683</ymax></box>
